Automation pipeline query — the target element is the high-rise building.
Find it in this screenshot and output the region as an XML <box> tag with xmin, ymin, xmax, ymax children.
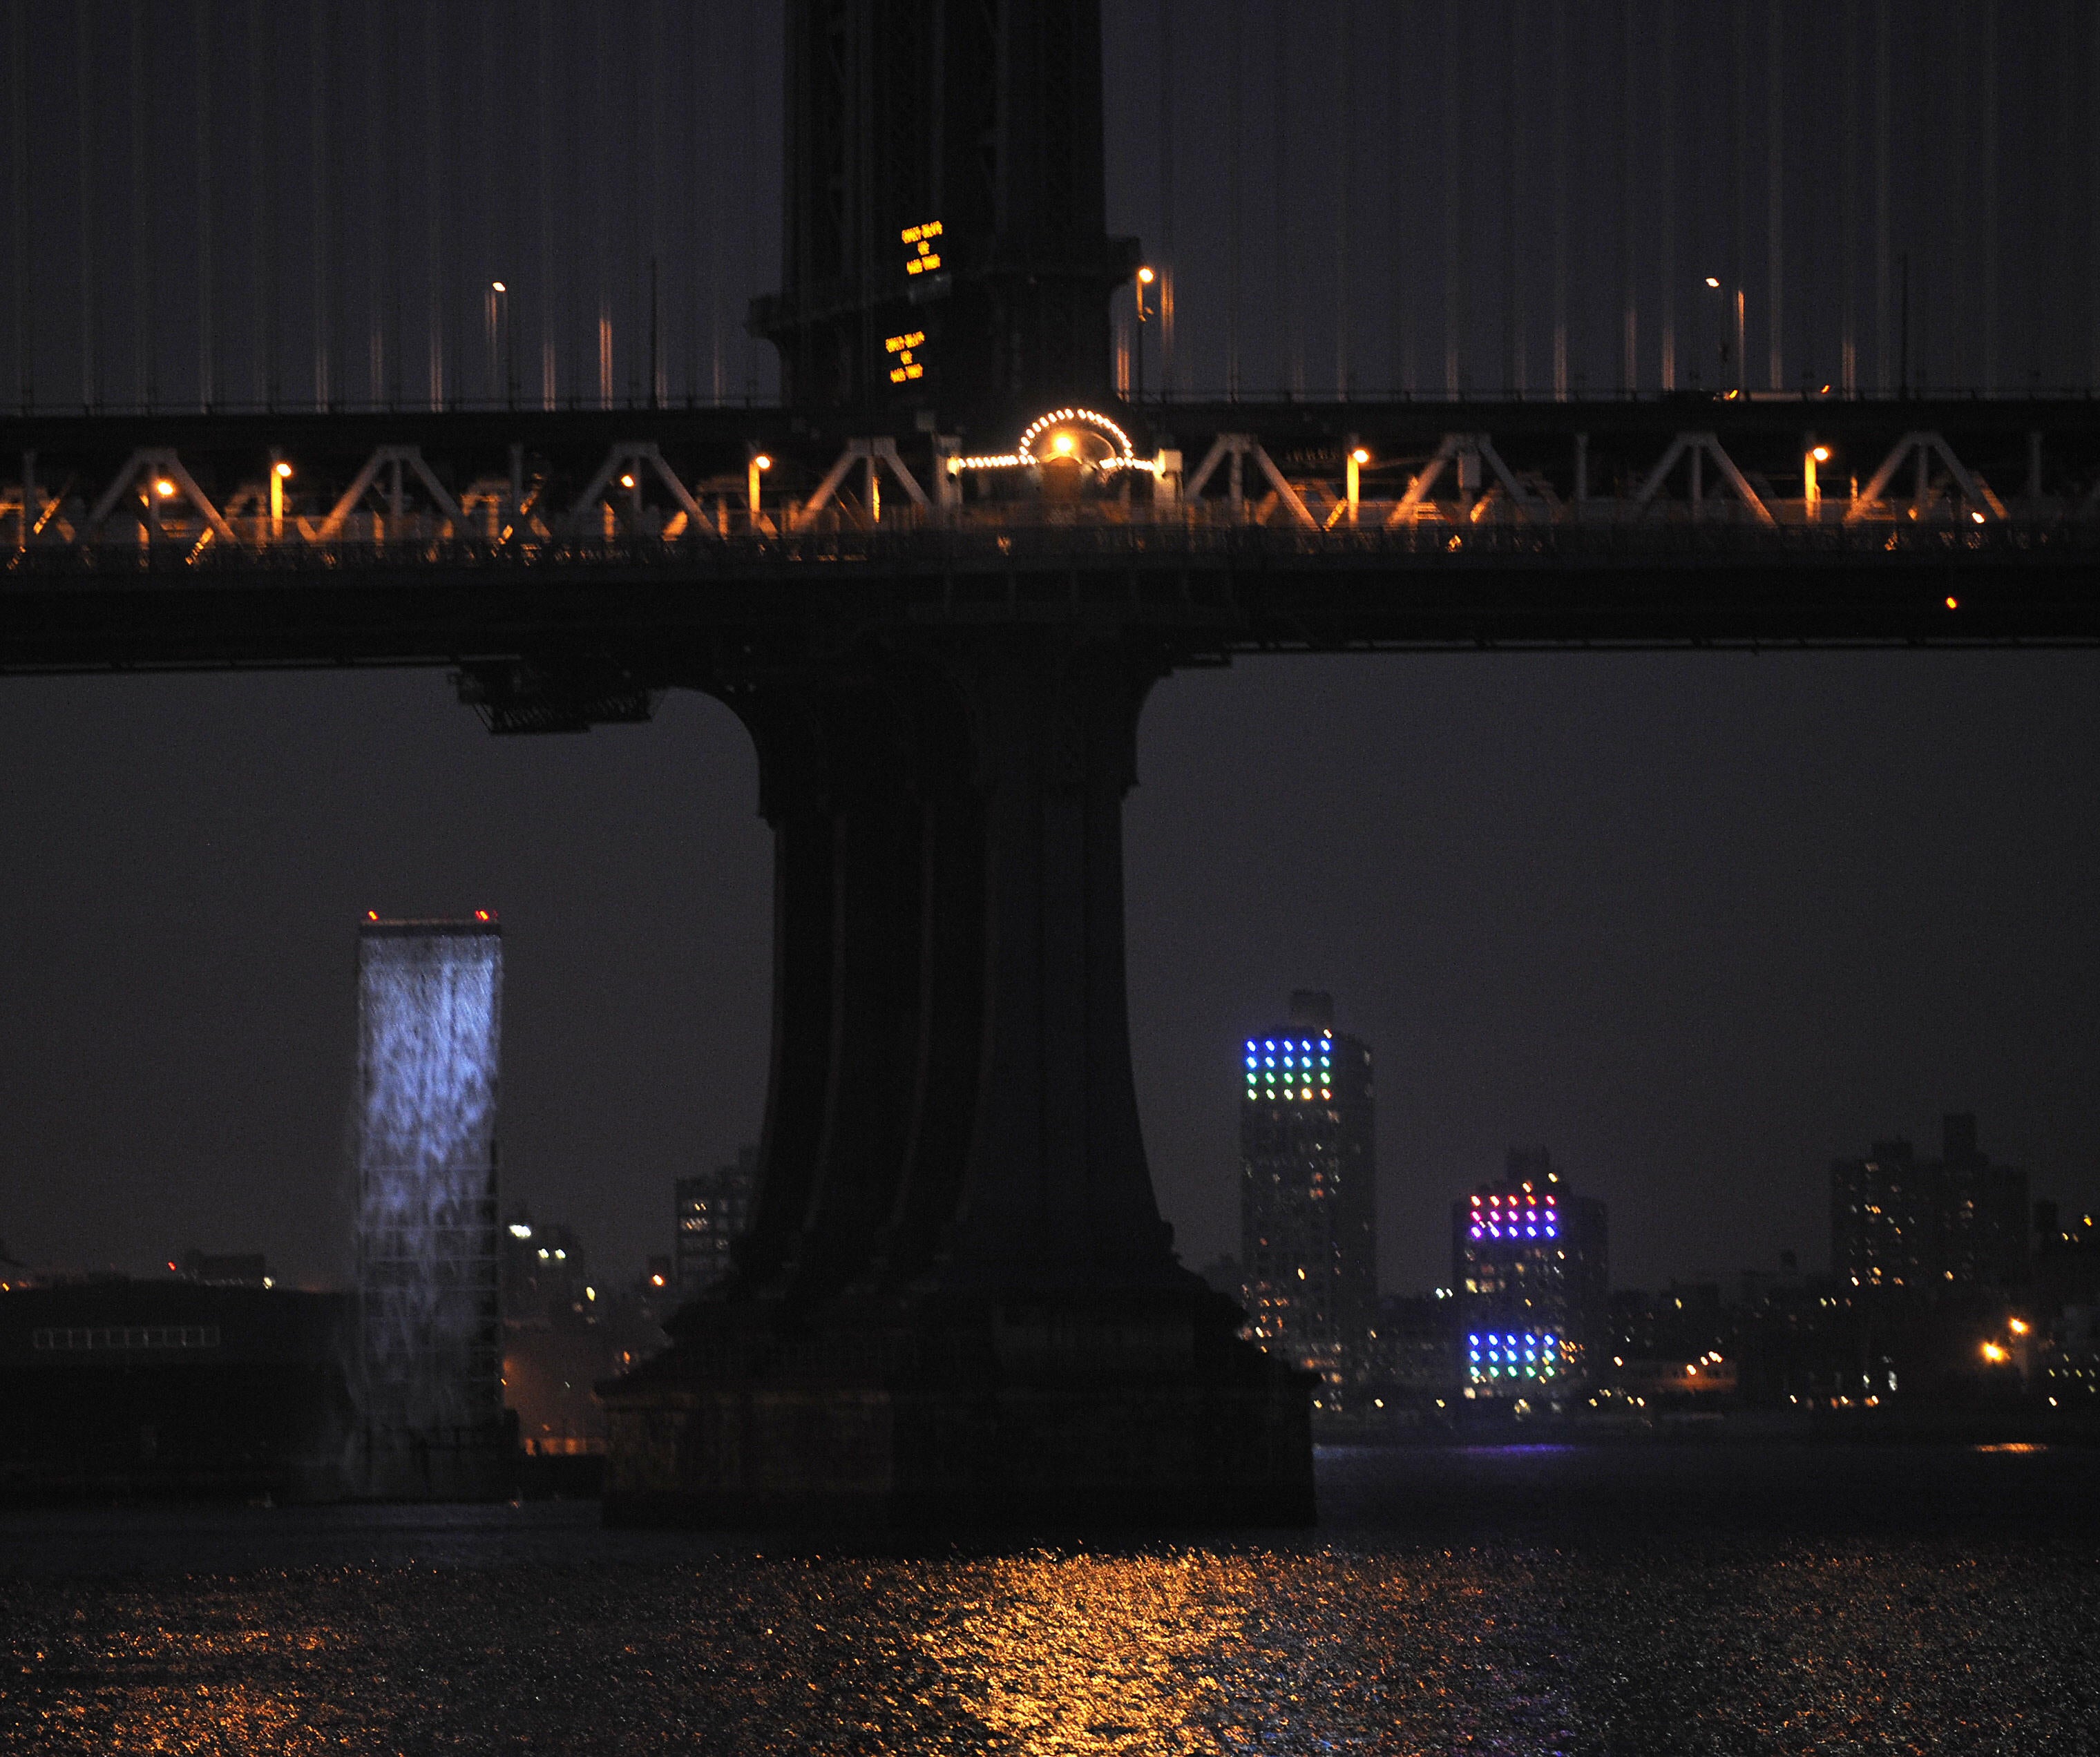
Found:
<box><xmin>1831</xmin><ymin>1114</ymin><xmax>2030</xmax><ymax>1294</ymax></box>
<box><xmin>676</xmin><ymin>1145</ymin><xmax>758</xmax><ymax>1297</ymax></box>
<box><xmin>1452</xmin><ymin>1149</ymin><xmax>1608</xmax><ymax>1399</ymax></box>
<box><xmin>501</xmin><ymin>1207</ymin><xmax>589</xmax><ymax>1328</ymax></box>
<box><xmin>355</xmin><ymin>915</ymin><xmax>508</xmax><ymax>1497</ymax></box>
<box><xmin>1239</xmin><ymin>991</ymin><xmax>1376</xmax><ymax>1399</ymax></box>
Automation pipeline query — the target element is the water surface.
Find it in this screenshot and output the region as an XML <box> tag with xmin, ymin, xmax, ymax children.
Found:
<box><xmin>3</xmin><ymin>1443</ymin><xmax>2095</xmax><ymax>1754</ymax></box>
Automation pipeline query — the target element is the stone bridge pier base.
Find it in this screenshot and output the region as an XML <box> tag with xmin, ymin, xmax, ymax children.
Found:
<box><xmin>601</xmin><ymin>628</ymin><xmax>1314</xmax><ymax>1528</ymax></box>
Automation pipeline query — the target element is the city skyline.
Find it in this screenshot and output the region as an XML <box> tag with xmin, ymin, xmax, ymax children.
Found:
<box><xmin>8</xmin><ymin>649</ymin><xmax>2100</xmax><ymax>1295</ymax></box>
<box><xmin>5</xmin><ymin>0</ymin><xmax>2100</xmax><ymax>1307</ymax></box>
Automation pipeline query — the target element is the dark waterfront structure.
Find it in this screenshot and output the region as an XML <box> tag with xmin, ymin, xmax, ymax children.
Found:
<box><xmin>1453</xmin><ymin>1150</ymin><xmax>1608</xmax><ymax>1401</ymax></box>
<box><xmin>1831</xmin><ymin>1114</ymin><xmax>2030</xmax><ymax>1295</ymax></box>
<box><xmin>355</xmin><ymin>917</ymin><xmax>510</xmax><ymax>1501</ymax></box>
<box><xmin>1239</xmin><ymin>992</ymin><xmax>1377</xmax><ymax>1407</ymax></box>
<box><xmin>8</xmin><ymin>10</ymin><xmax>2100</xmax><ymax>1528</ymax></box>
<box><xmin>674</xmin><ymin>1148</ymin><xmax>756</xmax><ymax>1298</ymax></box>
<box><xmin>0</xmin><ymin>1279</ymin><xmax>353</xmax><ymax>1501</ymax></box>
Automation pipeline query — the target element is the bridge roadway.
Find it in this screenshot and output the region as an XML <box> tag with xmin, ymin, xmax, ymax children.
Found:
<box><xmin>6</xmin><ymin>397</ymin><xmax>2100</xmax><ymax>697</ymax></box>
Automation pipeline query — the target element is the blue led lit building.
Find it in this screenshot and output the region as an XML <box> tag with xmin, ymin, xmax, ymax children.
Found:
<box><xmin>1240</xmin><ymin>991</ymin><xmax>1377</xmax><ymax>1401</ymax></box>
<box><xmin>1451</xmin><ymin>1149</ymin><xmax>1607</xmax><ymax>1401</ymax></box>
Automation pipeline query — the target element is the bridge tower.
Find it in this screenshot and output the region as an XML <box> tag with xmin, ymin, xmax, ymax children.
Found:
<box><xmin>752</xmin><ymin>0</ymin><xmax>1139</xmax><ymax>429</ymax></box>
<box><xmin>600</xmin><ymin>1</ymin><xmax>1314</xmax><ymax>1527</ymax></box>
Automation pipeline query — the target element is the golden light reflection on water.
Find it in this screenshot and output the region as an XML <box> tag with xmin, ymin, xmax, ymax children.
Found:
<box><xmin>912</xmin><ymin>1553</ymin><xmax>1254</xmax><ymax>1752</ymax></box>
<box><xmin>7</xmin><ymin>1496</ymin><xmax>2100</xmax><ymax>1756</ymax></box>
<box><xmin>23</xmin><ymin>1608</ymin><xmax>353</xmax><ymax>1756</ymax></box>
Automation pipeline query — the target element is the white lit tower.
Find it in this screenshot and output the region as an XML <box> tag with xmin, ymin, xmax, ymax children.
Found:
<box><xmin>355</xmin><ymin>912</ymin><xmax>509</xmax><ymax>1497</ymax></box>
<box><xmin>1239</xmin><ymin>991</ymin><xmax>1377</xmax><ymax>1403</ymax></box>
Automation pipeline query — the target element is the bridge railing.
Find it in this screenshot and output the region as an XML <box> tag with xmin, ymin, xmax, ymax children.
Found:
<box><xmin>8</xmin><ymin>513</ymin><xmax>2100</xmax><ymax>581</ymax></box>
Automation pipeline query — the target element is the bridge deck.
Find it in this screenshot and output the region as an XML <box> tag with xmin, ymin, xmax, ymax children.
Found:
<box><xmin>7</xmin><ymin>399</ymin><xmax>2100</xmax><ymax>677</ymax></box>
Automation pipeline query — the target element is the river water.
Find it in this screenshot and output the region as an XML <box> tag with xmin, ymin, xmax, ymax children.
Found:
<box><xmin>3</xmin><ymin>1443</ymin><xmax>2097</xmax><ymax>1754</ymax></box>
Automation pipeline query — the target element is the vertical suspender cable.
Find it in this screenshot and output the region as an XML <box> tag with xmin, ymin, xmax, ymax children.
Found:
<box><xmin>1978</xmin><ymin>1</ymin><xmax>1996</xmax><ymax>390</ymax></box>
<box><xmin>1226</xmin><ymin>0</ymin><xmax>1241</xmax><ymax>400</ymax></box>
<box><xmin>428</xmin><ymin>8</ymin><xmax>444</xmax><ymax>410</ymax></box>
<box><xmin>741</xmin><ymin>1</ymin><xmax>757</xmax><ymax>399</ymax></box>
<box><xmin>1766</xmin><ymin>0</ymin><xmax>1782</xmax><ymax>391</ymax></box>
<box><xmin>1506</xmin><ymin>5</ymin><xmax>1524</xmax><ymax>396</ymax></box>
<box><xmin>131</xmin><ymin>1</ymin><xmax>148</xmax><ymax>409</ymax></box>
<box><xmin>1335</xmin><ymin>0</ymin><xmax>1350</xmax><ymax>399</ymax></box>
<box><xmin>1442</xmin><ymin>6</ymin><xmax>1459</xmax><ymax>396</ymax></box>
<box><xmin>1552</xmin><ymin>0</ymin><xmax>1566</xmax><ymax>399</ymax></box>
<box><xmin>312</xmin><ymin>7</ymin><xmax>329</xmax><ymax>410</ymax></box>
<box><xmin>371</xmin><ymin>3</ymin><xmax>389</xmax><ymax>408</ymax></box>
<box><xmin>1658</xmin><ymin>3</ymin><xmax>1674</xmax><ymax>390</ymax></box>
<box><xmin>1621</xmin><ymin>0</ymin><xmax>1636</xmax><ymax>394</ymax></box>
<box><xmin>649</xmin><ymin>0</ymin><xmax>665</xmax><ymax>410</ymax></box>
<box><xmin>12</xmin><ymin>0</ymin><xmax>30</xmax><ymax>412</ymax></box>
<box><xmin>1274</xmin><ymin>5</ymin><xmax>1294</xmax><ymax>395</ymax></box>
<box><xmin>546</xmin><ymin>0</ymin><xmax>562</xmax><ymax>405</ymax></box>
<box><xmin>1840</xmin><ymin>0</ymin><xmax>1858</xmax><ymax>394</ymax></box>
<box><xmin>76</xmin><ymin>6</ymin><xmax>94</xmax><ymax>412</ymax></box>
<box><xmin>1158</xmin><ymin>0</ymin><xmax>1175</xmax><ymax>396</ymax></box>
<box><xmin>1732</xmin><ymin>0</ymin><xmax>1747</xmax><ymax>392</ymax></box>
<box><xmin>197</xmin><ymin>2</ymin><xmax>212</xmax><ymax>412</ymax></box>
<box><xmin>1388</xmin><ymin>1</ymin><xmax>1411</xmax><ymax>395</ymax></box>
<box><xmin>250</xmin><ymin>0</ymin><xmax>271</xmax><ymax>410</ymax></box>
<box><xmin>1873</xmin><ymin>0</ymin><xmax>1889</xmax><ymax>393</ymax></box>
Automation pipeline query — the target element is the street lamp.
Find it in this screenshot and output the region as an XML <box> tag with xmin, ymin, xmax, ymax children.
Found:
<box><xmin>487</xmin><ymin>281</ymin><xmax>516</xmax><ymax>408</ymax></box>
<box><xmin>1703</xmin><ymin>276</ymin><xmax>1746</xmax><ymax>394</ymax></box>
<box><xmin>1804</xmin><ymin>442</ymin><xmax>1830</xmax><ymax>513</ymax></box>
<box><xmin>1346</xmin><ymin>445</ymin><xmax>1369</xmax><ymax>525</ymax></box>
<box><xmin>1133</xmin><ymin>266</ymin><xmax>1157</xmax><ymax>402</ymax></box>
<box><xmin>747</xmin><ymin>451</ymin><xmax>772</xmax><ymax>528</ymax></box>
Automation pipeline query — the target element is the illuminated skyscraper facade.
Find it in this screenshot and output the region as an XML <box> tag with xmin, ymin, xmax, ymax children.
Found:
<box><xmin>355</xmin><ymin>915</ymin><xmax>508</xmax><ymax>1497</ymax></box>
<box><xmin>1453</xmin><ymin>1149</ymin><xmax>1608</xmax><ymax>1399</ymax></box>
<box><xmin>1239</xmin><ymin>992</ymin><xmax>1377</xmax><ymax>1399</ymax></box>
<box><xmin>674</xmin><ymin>1145</ymin><xmax>757</xmax><ymax>1298</ymax></box>
<box><xmin>1831</xmin><ymin>1115</ymin><xmax>2030</xmax><ymax>1295</ymax></box>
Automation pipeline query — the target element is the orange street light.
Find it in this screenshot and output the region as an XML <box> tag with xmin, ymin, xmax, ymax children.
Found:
<box><xmin>1132</xmin><ymin>267</ymin><xmax>1156</xmax><ymax>404</ymax></box>
<box><xmin>1345</xmin><ymin>444</ymin><xmax>1368</xmax><ymax>524</ymax></box>
<box><xmin>747</xmin><ymin>452</ymin><xmax>773</xmax><ymax>526</ymax></box>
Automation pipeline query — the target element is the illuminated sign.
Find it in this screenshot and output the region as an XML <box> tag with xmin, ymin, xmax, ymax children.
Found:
<box><xmin>1243</xmin><ymin>1034</ymin><xmax>1335</xmax><ymax>1103</ymax></box>
<box><xmin>885</xmin><ymin>329</ymin><xmax>926</xmax><ymax>385</ymax></box>
<box><xmin>1467</xmin><ymin>1330</ymin><xmax>1563</xmax><ymax>1384</ymax></box>
<box><xmin>1467</xmin><ymin>1191</ymin><xmax>1559</xmax><ymax>1242</ymax></box>
<box><xmin>950</xmin><ymin>406</ymin><xmax>1163</xmax><ymax>475</ymax></box>
<box><xmin>901</xmin><ymin>220</ymin><xmax>943</xmax><ymax>275</ymax></box>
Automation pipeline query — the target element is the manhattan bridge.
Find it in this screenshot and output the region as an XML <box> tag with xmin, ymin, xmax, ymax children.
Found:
<box><xmin>4</xmin><ymin>1</ymin><xmax>2099</xmax><ymax>1525</ymax></box>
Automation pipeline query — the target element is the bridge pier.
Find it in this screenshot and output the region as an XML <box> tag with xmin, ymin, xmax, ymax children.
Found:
<box><xmin>601</xmin><ymin>628</ymin><xmax>1315</xmax><ymax>1528</ymax></box>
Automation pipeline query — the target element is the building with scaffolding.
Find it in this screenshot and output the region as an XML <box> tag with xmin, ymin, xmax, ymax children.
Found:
<box><xmin>355</xmin><ymin>914</ymin><xmax>510</xmax><ymax>1499</ymax></box>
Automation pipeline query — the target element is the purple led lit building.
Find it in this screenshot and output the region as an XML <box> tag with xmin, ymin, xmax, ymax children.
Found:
<box><xmin>1451</xmin><ymin>1149</ymin><xmax>1607</xmax><ymax>1401</ymax></box>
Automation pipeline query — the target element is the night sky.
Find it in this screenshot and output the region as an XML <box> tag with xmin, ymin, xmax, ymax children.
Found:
<box><xmin>5</xmin><ymin>1</ymin><xmax>2100</xmax><ymax>1295</ymax></box>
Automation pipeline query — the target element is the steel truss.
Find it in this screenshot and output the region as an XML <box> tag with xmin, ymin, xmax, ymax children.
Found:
<box><xmin>7</xmin><ymin>401</ymin><xmax>2100</xmax><ymax>567</ymax></box>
